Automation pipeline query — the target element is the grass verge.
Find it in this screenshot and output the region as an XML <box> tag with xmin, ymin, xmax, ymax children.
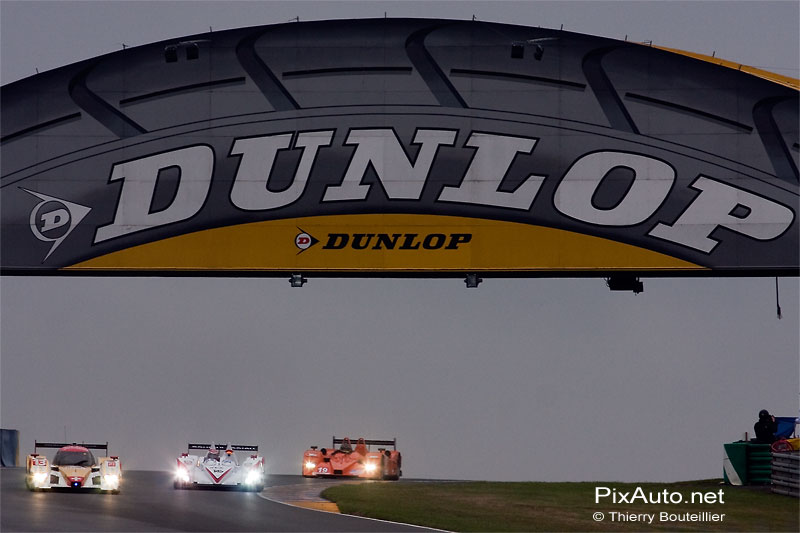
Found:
<box><xmin>322</xmin><ymin>479</ymin><xmax>799</xmax><ymax>532</ymax></box>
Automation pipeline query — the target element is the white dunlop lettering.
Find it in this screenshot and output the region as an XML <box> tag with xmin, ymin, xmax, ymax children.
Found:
<box><xmin>94</xmin><ymin>145</ymin><xmax>214</xmax><ymax>243</ymax></box>
<box><xmin>438</xmin><ymin>132</ymin><xmax>545</xmax><ymax>210</ymax></box>
<box><xmin>230</xmin><ymin>131</ymin><xmax>334</xmax><ymax>210</ymax></box>
<box><xmin>648</xmin><ymin>176</ymin><xmax>795</xmax><ymax>252</ymax></box>
<box><xmin>554</xmin><ymin>151</ymin><xmax>675</xmax><ymax>226</ymax></box>
<box><xmin>90</xmin><ymin>132</ymin><xmax>795</xmax><ymax>263</ymax></box>
<box><xmin>229</xmin><ymin>133</ymin><xmax>290</xmax><ymax>208</ymax></box>
<box><xmin>323</xmin><ymin>128</ymin><xmax>456</xmax><ymax>201</ymax></box>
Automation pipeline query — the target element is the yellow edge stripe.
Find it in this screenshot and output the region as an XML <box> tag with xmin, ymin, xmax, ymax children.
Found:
<box><xmin>65</xmin><ymin>214</ymin><xmax>705</xmax><ymax>272</ymax></box>
<box><xmin>286</xmin><ymin>501</ymin><xmax>340</xmax><ymax>513</ymax></box>
<box><xmin>648</xmin><ymin>44</ymin><xmax>799</xmax><ymax>90</ymax></box>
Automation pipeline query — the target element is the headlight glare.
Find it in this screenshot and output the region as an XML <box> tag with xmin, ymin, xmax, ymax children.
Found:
<box><xmin>103</xmin><ymin>474</ymin><xmax>119</xmax><ymax>486</ymax></box>
<box><xmin>175</xmin><ymin>468</ymin><xmax>190</xmax><ymax>482</ymax></box>
<box><xmin>245</xmin><ymin>469</ymin><xmax>262</xmax><ymax>485</ymax></box>
<box><xmin>364</xmin><ymin>462</ymin><xmax>377</xmax><ymax>473</ymax></box>
<box><xmin>304</xmin><ymin>461</ymin><xmax>316</xmax><ymax>470</ymax></box>
<box><xmin>32</xmin><ymin>472</ymin><xmax>48</xmax><ymax>484</ymax></box>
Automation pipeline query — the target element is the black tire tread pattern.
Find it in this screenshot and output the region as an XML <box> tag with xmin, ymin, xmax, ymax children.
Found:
<box><xmin>2</xmin><ymin>18</ymin><xmax>796</xmax><ymax>185</ymax></box>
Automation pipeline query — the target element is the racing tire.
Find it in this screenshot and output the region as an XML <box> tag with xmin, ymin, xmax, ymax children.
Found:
<box><xmin>1</xmin><ymin>18</ymin><xmax>796</xmax><ymax>275</ymax></box>
<box><xmin>2</xmin><ymin>18</ymin><xmax>793</xmax><ymax>167</ymax></box>
<box><xmin>173</xmin><ymin>480</ymin><xmax>183</xmax><ymax>490</ymax></box>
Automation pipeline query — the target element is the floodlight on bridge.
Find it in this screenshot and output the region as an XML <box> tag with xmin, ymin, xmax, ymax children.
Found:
<box><xmin>606</xmin><ymin>274</ymin><xmax>644</xmax><ymax>294</ymax></box>
<box><xmin>289</xmin><ymin>274</ymin><xmax>307</xmax><ymax>288</ymax></box>
<box><xmin>464</xmin><ymin>273</ymin><xmax>483</xmax><ymax>288</ymax></box>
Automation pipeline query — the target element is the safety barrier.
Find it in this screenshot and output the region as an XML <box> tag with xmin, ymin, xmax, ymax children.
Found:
<box><xmin>724</xmin><ymin>442</ymin><xmax>773</xmax><ymax>485</ymax></box>
<box><xmin>723</xmin><ymin>442</ymin><xmax>774</xmax><ymax>485</ymax></box>
<box><xmin>771</xmin><ymin>452</ymin><xmax>799</xmax><ymax>498</ymax></box>
<box><xmin>747</xmin><ymin>444</ymin><xmax>773</xmax><ymax>484</ymax></box>
<box><xmin>1</xmin><ymin>429</ymin><xmax>19</xmax><ymax>467</ymax></box>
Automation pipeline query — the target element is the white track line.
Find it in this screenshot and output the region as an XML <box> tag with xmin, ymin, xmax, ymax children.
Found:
<box><xmin>257</xmin><ymin>490</ymin><xmax>451</xmax><ymax>532</ymax></box>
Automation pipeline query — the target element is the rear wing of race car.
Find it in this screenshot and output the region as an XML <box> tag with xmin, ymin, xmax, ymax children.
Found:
<box><xmin>332</xmin><ymin>436</ymin><xmax>397</xmax><ymax>450</ymax></box>
<box><xmin>187</xmin><ymin>443</ymin><xmax>259</xmax><ymax>452</ymax></box>
<box><xmin>35</xmin><ymin>441</ymin><xmax>109</xmax><ymax>452</ymax></box>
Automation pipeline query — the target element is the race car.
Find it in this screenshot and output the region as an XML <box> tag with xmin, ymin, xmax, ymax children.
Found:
<box><xmin>174</xmin><ymin>442</ymin><xmax>264</xmax><ymax>491</ymax></box>
<box><xmin>25</xmin><ymin>441</ymin><xmax>121</xmax><ymax>493</ymax></box>
<box><xmin>302</xmin><ymin>436</ymin><xmax>402</xmax><ymax>480</ymax></box>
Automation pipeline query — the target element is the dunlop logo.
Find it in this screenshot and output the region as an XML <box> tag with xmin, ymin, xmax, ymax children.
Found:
<box><xmin>296</xmin><ymin>232</ymin><xmax>472</xmax><ymax>251</ymax></box>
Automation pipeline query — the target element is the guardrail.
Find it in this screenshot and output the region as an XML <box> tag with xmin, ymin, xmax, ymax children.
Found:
<box><xmin>771</xmin><ymin>452</ymin><xmax>799</xmax><ymax>498</ymax></box>
<box><xmin>1</xmin><ymin>429</ymin><xmax>19</xmax><ymax>467</ymax></box>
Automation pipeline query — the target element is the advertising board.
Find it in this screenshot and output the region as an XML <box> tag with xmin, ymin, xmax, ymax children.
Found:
<box><xmin>2</xmin><ymin>19</ymin><xmax>797</xmax><ymax>276</ymax></box>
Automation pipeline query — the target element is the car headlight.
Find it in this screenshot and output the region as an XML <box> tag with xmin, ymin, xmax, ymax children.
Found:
<box><xmin>103</xmin><ymin>474</ymin><xmax>119</xmax><ymax>486</ymax></box>
<box><xmin>304</xmin><ymin>461</ymin><xmax>316</xmax><ymax>470</ymax></box>
<box><xmin>32</xmin><ymin>472</ymin><xmax>48</xmax><ymax>484</ymax></box>
<box><xmin>364</xmin><ymin>463</ymin><xmax>377</xmax><ymax>473</ymax></box>
<box><xmin>245</xmin><ymin>469</ymin><xmax>262</xmax><ymax>485</ymax></box>
<box><xmin>175</xmin><ymin>468</ymin><xmax>190</xmax><ymax>482</ymax></box>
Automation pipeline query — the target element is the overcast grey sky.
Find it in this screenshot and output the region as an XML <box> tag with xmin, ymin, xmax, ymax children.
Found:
<box><xmin>1</xmin><ymin>0</ymin><xmax>798</xmax><ymax>483</ymax></box>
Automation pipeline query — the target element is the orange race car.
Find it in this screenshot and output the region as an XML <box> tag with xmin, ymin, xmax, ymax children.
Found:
<box><xmin>302</xmin><ymin>436</ymin><xmax>402</xmax><ymax>480</ymax></box>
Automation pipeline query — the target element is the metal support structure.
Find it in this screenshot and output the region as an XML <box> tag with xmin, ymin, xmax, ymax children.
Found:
<box><xmin>606</xmin><ymin>274</ymin><xmax>643</xmax><ymax>294</ymax></box>
<box><xmin>289</xmin><ymin>274</ymin><xmax>307</xmax><ymax>287</ymax></box>
<box><xmin>464</xmin><ymin>273</ymin><xmax>482</xmax><ymax>288</ymax></box>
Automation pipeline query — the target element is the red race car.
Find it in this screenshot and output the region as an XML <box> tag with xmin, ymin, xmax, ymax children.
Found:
<box><xmin>302</xmin><ymin>436</ymin><xmax>401</xmax><ymax>480</ymax></box>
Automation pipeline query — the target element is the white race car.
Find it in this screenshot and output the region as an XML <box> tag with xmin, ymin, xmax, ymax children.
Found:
<box><xmin>26</xmin><ymin>441</ymin><xmax>121</xmax><ymax>493</ymax></box>
<box><xmin>174</xmin><ymin>442</ymin><xmax>264</xmax><ymax>491</ymax></box>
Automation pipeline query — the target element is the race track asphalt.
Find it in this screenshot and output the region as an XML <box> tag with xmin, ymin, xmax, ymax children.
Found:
<box><xmin>0</xmin><ymin>469</ymin><xmax>435</xmax><ymax>532</ymax></box>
